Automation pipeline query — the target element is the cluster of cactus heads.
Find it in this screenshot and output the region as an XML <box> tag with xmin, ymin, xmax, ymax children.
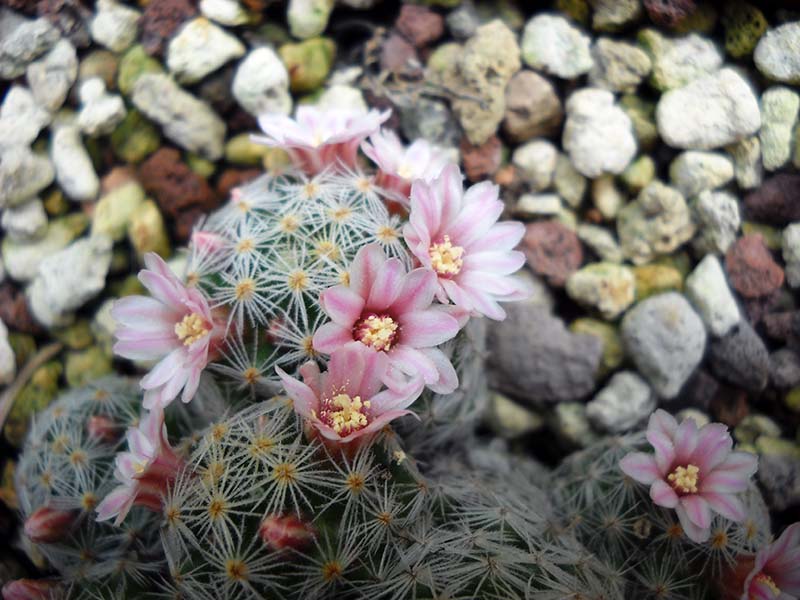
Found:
<box><xmin>7</xmin><ymin>107</ymin><xmax>800</xmax><ymax>600</ymax></box>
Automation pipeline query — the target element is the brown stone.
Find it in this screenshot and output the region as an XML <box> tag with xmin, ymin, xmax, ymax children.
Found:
<box><xmin>763</xmin><ymin>310</ymin><xmax>799</xmax><ymax>342</ymax></box>
<box><xmin>503</xmin><ymin>70</ymin><xmax>563</xmax><ymax>143</ymax></box>
<box><xmin>460</xmin><ymin>135</ymin><xmax>502</xmax><ymax>182</ymax></box>
<box><xmin>380</xmin><ymin>33</ymin><xmax>419</xmax><ymax>75</ymax></box>
<box><xmin>725</xmin><ymin>234</ymin><xmax>784</xmax><ymax>299</ymax></box>
<box><xmin>643</xmin><ymin>0</ymin><xmax>697</xmax><ymax>28</ymax></box>
<box><xmin>743</xmin><ymin>173</ymin><xmax>800</xmax><ymax>226</ymax></box>
<box><xmin>216</xmin><ymin>168</ymin><xmax>261</xmax><ymax>200</ymax></box>
<box><xmin>522</xmin><ymin>221</ymin><xmax>583</xmax><ymax>287</ymax></box>
<box><xmin>139</xmin><ymin>0</ymin><xmax>197</xmax><ymax>56</ymax></box>
<box><xmin>709</xmin><ymin>385</ymin><xmax>749</xmax><ymax>427</ymax></box>
<box><xmin>395</xmin><ymin>4</ymin><xmax>444</xmax><ymax>48</ymax></box>
<box><xmin>173</xmin><ymin>208</ymin><xmax>204</xmax><ymax>242</ymax></box>
<box><xmin>37</xmin><ymin>0</ymin><xmax>92</xmax><ymax>47</ymax></box>
<box><xmin>138</xmin><ymin>148</ymin><xmax>217</xmax><ymax>218</ymax></box>
<box><xmin>0</xmin><ymin>283</ymin><xmax>41</xmax><ymax>335</ymax></box>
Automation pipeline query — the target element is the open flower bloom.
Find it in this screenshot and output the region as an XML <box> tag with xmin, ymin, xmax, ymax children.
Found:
<box><xmin>276</xmin><ymin>342</ymin><xmax>424</xmax><ymax>444</ymax></box>
<box><xmin>96</xmin><ymin>408</ymin><xmax>183</xmax><ymax>526</ymax></box>
<box><xmin>620</xmin><ymin>410</ymin><xmax>758</xmax><ymax>544</ymax></box>
<box><xmin>253</xmin><ymin>106</ymin><xmax>390</xmax><ymax>175</ymax></box>
<box><xmin>313</xmin><ymin>244</ymin><xmax>462</xmax><ymax>394</ymax></box>
<box><xmin>741</xmin><ymin>523</ymin><xmax>800</xmax><ymax>600</ymax></box>
<box><xmin>361</xmin><ymin>129</ymin><xmax>450</xmax><ymax>206</ymax></box>
<box><xmin>111</xmin><ymin>252</ymin><xmax>225</xmax><ymax>410</ymax></box>
<box><xmin>403</xmin><ymin>164</ymin><xmax>530</xmax><ymax>320</ymax></box>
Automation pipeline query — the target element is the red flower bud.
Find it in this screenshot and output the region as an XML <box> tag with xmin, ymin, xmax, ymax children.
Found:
<box><xmin>86</xmin><ymin>415</ymin><xmax>120</xmax><ymax>443</ymax></box>
<box><xmin>2</xmin><ymin>579</ymin><xmax>61</xmax><ymax>600</ymax></box>
<box><xmin>258</xmin><ymin>514</ymin><xmax>315</xmax><ymax>551</ymax></box>
<box><xmin>23</xmin><ymin>507</ymin><xmax>77</xmax><ymax>544</ymax></box>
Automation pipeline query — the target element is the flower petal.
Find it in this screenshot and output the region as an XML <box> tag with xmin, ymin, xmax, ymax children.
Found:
<box><xmin>349</xmin><ymin>244</ymin><xmax>386</xmax><ymax>300</ymax></box>
<box><xmin>619</xmin><ymin>452</ymin><xmax>660</xmax><ymax>485</ymax></box>
<box><xmin>648</xmin><ymin>409</ymin><xmax>678</xmax><ymax>439</ymax></box>
<box><xmin>692</xmin><ymin>423</ymin><xmax>732</xmax><ymax>474</ymax></box>
<box><xmin>650</xmin><ymin>479</ymin><xmax>679</xmax><ymax>508</ymax></box>
<box><xmin>418</xmin><ymin>347</ymin><xmax>458</xmax><ymax>394</ymax></box>
<box><xmin>647</xmin><ymin>429</ymin><xmax>676</xmax><ymax>474</ymax></box>
<box><xmin>319</xmin><ymin>286</ymin><xmax>365</xmax><ymax>326</ymax></box>
<box><xmin>675</xmin><ymin>503</ymin><xmax>710</xmax><ymax>544</ymax></box>
<box><xmin>702</xmin><ymin>491</ymin><xmax>745</xmax><ymax>522</ymax></box>
<box><xmin>365</xmin><ymin>257</ymin><xmax>404</xmax><ymax>312</ymax></box>
<box><xmin>276</xmin><ymin>367</ymin><xmax>318</xmax><ymax>419</ymax></box>
<box><xmin>401</xmin><ymin>310</ymin><xmax>460</xmax><ymax>348</ymax></box>
<box><xmin>680</xmin><ymin>495</ymin><xmax>711</xmax><ymax>529</ymax></box>
<box><xmin>312</xmin><ymin>322</ymin><xmax>353</xmax><ymax>354</ymax></box>
<box><xmin>716</xmin><ymin>451</ymin><xmax>759</xmax><ymax>480</ymax></box>
<box><xmin>393</xmin><ymin>268</ymin><xmax>437</xmax><ymax>313</ymax></box>
<box><xmin>673</xmin><ymin>417</ymin><xmax>699</xmax><ymax>465</ymax></box>
<box><xmin>140</xmin><ymin>350</ymin><xmax>185</xmax><ymax>389</ymax></box>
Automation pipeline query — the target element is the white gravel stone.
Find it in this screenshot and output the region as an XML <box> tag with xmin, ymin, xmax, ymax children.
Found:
<box><xmin>691</xmin><ymin>190</ymin><xmax>741</xmax><ymax>256</ymax></box>
<box><xmin>563</xmin><ymin>88</ymin><xmax>637</xmax><ymax>178</ymax></box>
<box><xmin>167</xmin><ymin>17</ymin><xmax>245</xmax><ymax>84</ymax></box>
<box><xmin>521</xmin><ymin>14</ymin><xmax>593</xmax><ymax>79</ymax></box>
<box><xmin>0</xmin><ymin>146</ymin><xmax>54</xmax><ymax>209</ymax></box>
<box><xmin>726</xmin><ymin>136</ymin><xmax>762</xmax><ymax>190</ymax></box>
<box><xmin>685</xmin><ymin>254</ymin><xmax>741</xmax><ymax>337</ymax></box>
<box><xmin>232</xmin><ymin>47</ymin><xmax>292</xmax><ymax>118</ymax></box>
<box><xmin>77</xmin><ymin>77</ymin><xmax>127</xmax><ymax>137</ymax></box>
<box><xmin>0</xmin><ymin>10</ymin><xmax>59</xmax><ymax>80</ymax></box>
<box><xmin>759</xmin><ymin>86</ymin><xmax>800</xmax><ymax>171</ymax></box>
<box><xmin>26</xmin><ymin>39</ymin><xmax>78</xmax><ymax>113</ymax></box>
<box><xmin>317</xmin><ymin>85</ymin><xmax>367</xmax><ymax>113</ymax></box>
<box><xmin>512</xmin><ymin>139</ymin><xmax>558</xmax><ymax>191</ymax></box>
<box><xmin>754</xmin><ymin>22</ymin><xmax>800</xmax><ymax>84</ymax></box>
<box><xmin>638</xmin><ymin>29</ymin><xmax>723</xmax><ymax>91</ymax></box>
<box><xmin>132</xmin><ymin>73</ymin><xmax>226</xmax><ymax>160</ymax></box>
<box><xmin>2</xmin><ymin>197</ymin><xmax>47</xmax><ymax>242</ymax></box>
<box><xmin>90</xmin><ymin>0</ymin><xmax>140</xmax><ymax>53</ymax></box>
<box><xmin>586</xmin><ymin>371</ymin><xmax>655</xmax><ymax>433</ymax></box>
<box><xmin>27</xmin><ymin>234</ymin><xmax>113</xmax><ymax>328</ymax></box>
<box><xmin>51</xmin><ymin>123</ymin><xmax>99</xmax><ymax>202</ymax></box>
<box><xmin>515</xmin><ymin>193</ymin><xmax>562</xmax><ymax>217</ymax></box>
<box><xmin>200</xmin><ymin>0</ymin><xmax>249</xmax><ymax>26</ymax></box>
<box><xmin>656</xmin><ymin>68</ymin><xmax>761</xmax><ymax>150</ymax></box>
<box><xmin>1</xmin><ymin>218</ymin><xmax>75</xmax><ymax>282</ymax></box>
<box><xmin>0</xmin><ymin>86</ymin><xmax>51</xmax><ymax>152</ymax></box>
<box><xmin>288</xmin><ymin>0</ymin><xmax>334</xmax><ymax>39</ymax></box>
<box><xmin>782</xmin><ymin>223</ymin><xmax>800</xmax><ymax>288</ymax></box>
<box><xmin>0</xmin><ymin>319</ymin><xmax>15</xmax><ymax>385</ymax></box>
<box><xmin>668</xmin><ymin>151</ymin><xmax>734</xmax><ymax>198</ymax></box>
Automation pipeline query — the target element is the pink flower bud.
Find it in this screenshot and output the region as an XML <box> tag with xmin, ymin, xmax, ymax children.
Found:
<box><xmin>23</xmin><ymin>507</ymin><xmax>77</xmax><ymax>544</ymax></box>
<box><xmin>86</xmin><ymin>415</ymin><xmax>120</xmax><ymax>444</ymax></box>
<box><xmin>2</xmin><ymin>579</ymin><xmax>61</xmax><ymax>600</ymax></box>
<box><xmin>258</xmin><ymin>514</ymin><xmax>315</xmax><ymax>551</ymax></box>
<box><xmin>190</xmin><ymin>230</ymin><xmax>226</xmax><ymax>255</ymax></box>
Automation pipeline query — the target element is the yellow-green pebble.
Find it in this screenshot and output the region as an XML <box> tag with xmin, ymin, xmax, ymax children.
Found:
<box><xmin>633</xmin><ymin>264</ymin><xmax>683</xmax><ymax>300</ymax></box>
<box><xmin>128</xmin><ymin>199</ymin><xmax>171</xmax><ymax>263</ymax></box>
<box><xmin>570</xmin><ymin>318</ymin><xmax>625</xmax><ymax>376</ymax></box>
<box><xmin>279</xmin><ymin>37</ymin><xmax>336</xmax><ymax>93</ymax></box>
<box><xmin>722</xmin><ymin>1</ymin><xmax>768</xmax><ymax>59</ymax></box>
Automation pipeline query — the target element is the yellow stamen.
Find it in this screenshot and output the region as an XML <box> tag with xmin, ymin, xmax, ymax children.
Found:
<box><xmin>174</xmin><ymin>313</ymin><xmax>210</xmax><ymax>346</ymax></box>
<box><xmin>667</xmin><ymin>464</ymin><xmax>700</xmax><ymax>494</ymax></box>
<box><xmin>355</xmin><ymin>315</ymin><xmax>398</xmax><ymax>352</ymax></box>
<box><xmin>321</xmin><ymin>394</ymin><xmax>370</xmax><ymax>435</ymax></box>
<box><xmin>753</xmin><ymin>574</ymin><xmax>781</xmax><ymax>598</ymax></box>
<box><xmin>429</xmin><ymin>235</ymin><xmax>464</xmax><ymax>277</ymax></box>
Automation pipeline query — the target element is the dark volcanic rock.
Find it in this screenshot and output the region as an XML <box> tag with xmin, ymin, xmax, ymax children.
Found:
<box><xmin>743</xmin><ymin>173</ymin><xmax>800</xmax><ymax>226</ymax></box>
<box><xmin>709</xmin><ymin>321</ymin><xmax>770</xmax><ymax>392</ymax></box>
<box><xmin>139</xmin><ymin>0</ymin><xmax>196</xmax><ymax>56</ymax></box>
<box><xmin>0</xmin><ymin>283</ymin><xmax>41</xmax><ymax>335</ymax></box>
<box><xmin>522</xmin><ymin>221</ymin><xmax>583</xmax><ymax>287</ymax></box>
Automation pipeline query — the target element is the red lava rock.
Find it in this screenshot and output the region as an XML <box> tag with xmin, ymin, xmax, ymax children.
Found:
<box><xmin>395</xmin><ymin>4</ymin><xmax>444</xmax><ymax>48</ymax></box>
<box><xmin>725</xmin><ymin>234</ymin><xmax>785</xmax><ymax>299</ymax></box>
<box><xmin>37</xmin><ymin>0</ymin><xmax>92</xmax><ymax>47</ymax></box>
<box><xmin>173</xmin><ymin>208</ymin><xmax>205</xmax><ymax>242</ymax></box>
<box><xmin>139</xmin><ymin>0</ymin><xmax>197</xmax><ymax>56</ymax></box>
<box><xmin>1</xmin><ymin>0</ymin><xmax>36</xmax><ymax>14</ymax></box>
<box><xmin>680</xmin><ymin>369</ymin><xmax>719</xmax><ymax>412</ymax></box>
<box><xmin>380</xmin><ymin>33</ymin><xmax>419</xmax><ymax>75</ymax></box>
<box><xmin>0</xmin><ymin>283</ymin><xmax>41</xmax><ymax>335</ymax></box>
<box><xmin>743</xmin><ymin>173</ymin><xmax>800</xmax><ymax>226</ymax></box>
<box><xmin>522</xmin><ymin>221</ymin><xmax>583</xmax><ymax>288</ymax></box>
<box><xmin>763</xmin><ymin>310</ymin><xmax>799</xmax><ymax>342</ymax></box>
<box><xmin>742</xmin><ymin>289</ymin><xmax>783</xmax><ymax>327</ymax></box>
<box><xmin>460</xmin><ymin>135</ymin><xmax>502</xmax><ymax>182</ymax></box>
<box><xmin>503</xmin><ymin>70</ymin><xmax>564</xmax><ymax>143</ymax></box>
<box><xmin>216</xmin><ymin>168</ymin><xmax>261</xmax><ymax>199</ymax></box>
<box><xmin>643</xmin><ymin>0</ymin><xmax>697</xmax><ymax>28</ymax></box>
<box><xmin>138</xmin><ymin>148</ymin><xmax>217</xmax><ymax>219</ymax></box>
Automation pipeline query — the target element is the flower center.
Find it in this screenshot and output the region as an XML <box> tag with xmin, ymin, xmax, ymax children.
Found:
<box><xmin>753</xmin><ymin>574</ymin><xmax>781</xmax><ymax>598</ymax></box>
<box><xmin>174</xmin><ymin>313</ymin><xmax>210</xmax><ymax>346</ymax></box>
<box><xmin>318</xmin><ymin>393</ymin><xmax>371</xmax><ymax>435</ymax></box>
<box><xmin>667</xmin><ymin>464</ymin><xmax>700</xmax><ymax>494</ymax></box>
<box><xmin>429</xmin><ymin>235</ymin><xmax>464</xmax><ymax>277</ymax></box>
<box><xmin>354</xmin><ymin>314</ymin><xmax>398</xmax><ymax>352</ymax></box>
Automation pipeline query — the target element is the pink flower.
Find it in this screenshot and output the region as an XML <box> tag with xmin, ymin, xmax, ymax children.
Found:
<box><xmin>741</xmin><ymin>523</ymin><xmax>800</xmax><ymax>600</ymax></box>
<box><xmin>620</xmin><ymin>409</ymin><xmax>758</xmax><ymax>544</ymax></box>
<box><xmin>111</xmin><ymin>252</ymin><xmax>225</xmax><ymax>410</ymax></box>
<box><xmin>361</xmin><ymin>129</ymin><xmax>450</xmax><ymax>206</ymax></box>
<box><xmin>96</xmin><ymin>408</ymin><xmax>183</xmax><ymax>526</ymax></box>
<box><xmin>276</xmin><ymin>343</ymin><xmax>424</xmax><ymax>444</ymax></box>
<box><xmin>259</xmin><ymin>513</ymin><xmax>316</xmax><ymax>551</ymax></box>
<box><xmin>403</xmin><ymin>164</ymin><xmax>530</xmax><ymax>320</ymax></box>
<box><xmin>312</xmin><ymin>244</ymin><xmax>462</xmax><ymax>394</ymax></box>
<box><xmin>2</xmin><ymin>579</ymin><xmax>61</xmax><ymax>600</ymax></box>
<box><xmin>23</xmin><ymin>507</ymin><xmax>77</xmax><ymax>544</ymax></box>
<box><xmin>253</xmin><ymin>106</ymin><xmax>390</xmax><ymax>175</ymax></box>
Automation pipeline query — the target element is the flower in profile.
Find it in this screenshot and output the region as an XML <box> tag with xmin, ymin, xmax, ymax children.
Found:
<box><xmin>361</xmin><ymin>129</ymin><xmax>450</xmax><ymax>206</ymax></box>
<box><xmin>619</xmin><ymin>409</ymin><xmax>758</xmax><ymax>544</ymax></box>
<box><xmin>259</xmin><ymin>513</ymin><xmax>316</xmax><ymax>551</ymax></box>
<box><xmin>111</xmin><ymin>252</ymin><xmax>225</xmax><ymax>410</ymax></box>
<box><xmin>313</xmin><ymin>244</ymin><xmax>462</xmax><ymax>393</ymax></box>
<box><xmin>1</xmin><ymin>579</ymin><xmax>62</xmax><ymax>600</ymax></box>
<box><xmin>276</xmin><ymin>343</ymin><xmax>424</xmax><ymax>444</ymax></box>
<box><xmin>403</xmin><ymin>164</ymin><xmax>530</xmax><ymax>320</ymax></box>
<box><xmin>23</xmin><ymin>506</ymin><xmax>77</xmax><ymax>544</ymax></box>
<box><xmin>253</xmin><ymin>106</ymin><xmax>390</xmax><ymax>175</ymax></box>
<box><xmin>741</xmin><ymin>523</ymin><xmax>800</xmax><ymax>600</ymax></box>
<box><xmin>96</xmin><ymin>408</ymin><xmax>183</xmax><ymax>526</ymax></box>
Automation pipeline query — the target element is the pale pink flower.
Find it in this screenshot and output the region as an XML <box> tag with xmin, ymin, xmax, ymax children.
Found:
<box><xmin>403</xmin><ymin>164</ymin><xmax>529</xmax><ymax>320</ymax></box>
<box><xmin>96</xmin><ymin>408</ymin><xmax>183</xmax><ymax>526</ymax></box>
<box><xmin>741</xmin><ymin>523</ymin><xmax>800</xmax><ymax>600</ymax></box>
<box><xmin>253</xmin><ymin>106</ymin><xmax>390</xmax><ymax>175</ymax></box>
<box><xmin>276</xmin><ymin>343</ymin><xmax>424</xmax><ymax>444</ymax></box>
<box><xmin>2</xmin><ymin>579</ymin><xmax>62</xmax><ymax>600</ymax></box>
<box><xmin>620</xmin><ymin>409</ymin><xmax>758</xmax><ymax>544</ymax></box>
<box><xmin>313</xmin><ymin>243</ymin><xmax>462</xmax><ymax>394</ymax></box>
<box><xmin>111</xmin><ymin>252</ymin><xmax>225</xmax><ymax>410</ymax></box>
<box><xmin>361</xmin><ymin>129</ymin><xmax>450</xmax><ymax>206</ymax></box>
